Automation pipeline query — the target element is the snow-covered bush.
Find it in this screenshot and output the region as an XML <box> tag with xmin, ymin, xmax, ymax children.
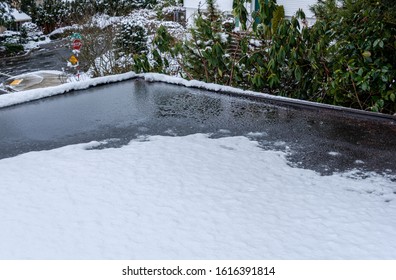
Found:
<box><xmin>21</xmin><ymin>22</ymin><xmax>40</xmax><ymax>34</ymax></box>
<box><xmin>171</xmin><ymin>0</ymin><xmax>237</xmax><ymax>84</ymax></box>
<box><xmin>0</xmin><ymin>31</ymin><xmax>22</xmax><ymax>45</ymax></box>
<box><xmin>77</xmin><ymin>24</ymin><xmax>118</xmax><ymax>76</ymax></box>
<box><xmin>20</xmin><ymin>22</ymin><xmax>44</xmax><ymax>42</ymax></box>
<box><xmin>92</xmin><ymin>0</ymin><xmax>147</xmax><ymax>16</ymax></box>
<box><xmin>114</xmin><ymin>20</ymin><xmax>148</xmax><ymax>56</ymax></box>
<box><xmin>62</xmin><ymin>6</ymin><xmax>186</xmax><ymax>77</ymax></box>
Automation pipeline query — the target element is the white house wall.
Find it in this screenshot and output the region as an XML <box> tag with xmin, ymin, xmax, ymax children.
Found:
<box><xmin>184</xmin><ymin>0</ymin><xmax>234</xmax><ymax>24</ymax></box>
<box><xmin>184</xmin><ymin>0</ymin><xmax>317</xmax><ymax>25</ymax></box>
<box><xmin>277</xmin><ymin>0</ymin><xmax>315</xmax><ymax>19</ymax></box>
<box><xmin>184</xmin><ymin>0</ymin><xmax>233</xmax><ymax>11</ymax></box>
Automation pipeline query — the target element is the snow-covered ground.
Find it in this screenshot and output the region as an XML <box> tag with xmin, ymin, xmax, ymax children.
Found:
<box><xmin>0</xmin><ymin>73</ymin><xmax>396</xmax><ymax>259</ymax></box>
<box><xmin>0</xmin><ymin>133</ymin><xmax>395</xmax><ymax>259</ymax></box>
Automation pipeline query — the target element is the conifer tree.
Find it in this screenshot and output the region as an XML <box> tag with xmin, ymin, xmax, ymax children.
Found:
<box><xmin>20</xmin><ymin>0</ymin><xmax>38</xmax><ymax>22</ymax></box>
<box><xmin>114</xmin><ymin>20</ymin><xmax>148</xmax><ymax>55</ymax></box>
<box><xmin>0</xmin><ymin>0</ymin><xmax>13</xmax><ymax>26</ymax></box>
<box><xmin>177</xmin><ymin>0</ymin><xmax>234</xmax><ymax>84</ymax></box>
<box><xmin>36</xmin><ymin>0</ymin><xmax>68</xmax><ymax>33</ymax></box>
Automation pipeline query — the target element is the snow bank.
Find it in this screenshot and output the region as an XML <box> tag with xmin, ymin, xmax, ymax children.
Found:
<box><xmin>0</xmin><ymin>134</ymin><xmax>395</xmax><ymax>259</ymax></box>
<box><xmin>0</xmin><ymin>72</ymin><xmax>136</xmax><ymax>108</ymax></box>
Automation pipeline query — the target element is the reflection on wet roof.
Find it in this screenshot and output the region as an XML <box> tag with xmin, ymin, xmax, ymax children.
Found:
<box><xmin>0</xmin><ymin>79</ymin><xmax>395</xmax><ymax>176</ymax></box>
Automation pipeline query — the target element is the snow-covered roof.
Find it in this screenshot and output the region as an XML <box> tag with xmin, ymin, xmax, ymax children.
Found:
<box><xmin>10</xmin><ymin>10</ymin><xmax>32</xmax><ymax>22</ymax></box>
<box><xmin>0</xmin><ymin>72</ymin><xmax>395</xmax><ymax>259</ymax></box>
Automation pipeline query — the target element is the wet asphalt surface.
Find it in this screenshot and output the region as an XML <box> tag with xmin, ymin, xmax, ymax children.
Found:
<box><xmin>0</xmin><ymin>79</ymin><xmax>395</xmax><ymax>177</ymax></box>
<box><xmin>0</xmin><ymin>40</ymin><xmax>69</xmax><ymax>83</ymax></box>
<box><xmin>1</xmin><ymin>41</ymin><xmax>395</xmax><ymax>176</ymax></box>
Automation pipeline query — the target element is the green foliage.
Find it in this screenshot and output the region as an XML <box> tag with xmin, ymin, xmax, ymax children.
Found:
<box><xmin>20</xmin><ymin>25</ymin><xmax>28</xmax><ymax>42</ymax></box>
<box><xmin>233</xmin><ymin>0</ymin><xmax>396</xmax><ymax>113</ymax></box>
<box><xmin>131</xmin><ymin>25</ymin><xmax>174</xmax><ymax>74</ymax></box>
<box><xmin>150</xmin><ymin>25</ymin><xmax>174</xmax><ymax>72</ymax></box>
<box><xmin>174</xmin><ymin>0</ymin><xmax>237</xmax><ymax>84</ymax></box>
<box><xmin>271</xmin><ymin>5</ymin><xmax>284</xmax><ymax>33</ymax></box>
<box><xmin>94</xmin><ymin>0</ymin><xmax>145</xmax><ymax>16</ymax></box>
<box><xmin>232</xmin><ymin>0</ymin><xmax>249</xmax><ymax>30</ymax></box>
<box><xmin>153</xmin><ymin>25</ymin><xmax>174</xmax><ymax>53</ymax></box>
<box><xmin>382</xmin><ymin>0</ymin><xmax>396</xmax><ymax>26</ymax></box>
<box><xmin>3</xmin><ymin>43</ymin><xmax>24</xmax><ymax>55</ymax></box>
<box><xmin>311</xmin><ymin>0</ymin><xmax>396</xmax><ymax>113</ymax></box>
<box><xmin>36</xmin><ymin>0</ymin><xmax>69</xmax><ymax>33</ymax></box>
<box><xmin>33</xmin><ymin>0</ymin><xmax>155</xmax><ymax>31</ymax></box>
<box><xmin>252</xmin><ymin>0</ymin><xmax>277</xmax><ymax>33</ymax></box>
<box><xmin>0</xmin><ymin>0</ymin><xmax>13</xmax><ymax>26</ymax></box>
<box><xmin>133</xmin><ymin>0</ymin><xmax>396</xmax><ymax>114</ymax></box>
<box><xmin>266</xmin><ymin>10</ymin><xmax>331</xmax><ymax>100</ymax></box>
<box><xmin>20</xmin><ymin>0</ymin><xmax>39</xmax><ymax>22</ymax></box>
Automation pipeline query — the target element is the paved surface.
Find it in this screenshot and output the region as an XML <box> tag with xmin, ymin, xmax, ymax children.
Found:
<box><xmin>0</xmin><ymin>79</ymin><xmax>395</xmax><ymax>176</ymax></box>
<box><xmin>0</xmin><ymin>40</ymin><xmax>69</xmax><ymax>84</ymax></box>
<box><xmin>2</xmin><ymin>71</ymin><xmax>66</xmax><ymax>91</ymax></box>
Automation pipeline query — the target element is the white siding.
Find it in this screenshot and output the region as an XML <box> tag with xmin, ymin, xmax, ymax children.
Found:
<box><xmin>184</xmin><ymin>0</ymin><xmax>234</xmax><ymax>24</ymax></box>
<box><xmin>184</xmin><ymin>0</ymin><xmax>233</xmax><ymax>11</ymax></box>
<box><xmin>183</xmin><ymin>0</ymin><xmax>316</xmax><ymax>25</ymax></box>
<box><xmin>277</xmin><ymin>0</ymin><xmax>315</xmax><ymax>19</ymax></box>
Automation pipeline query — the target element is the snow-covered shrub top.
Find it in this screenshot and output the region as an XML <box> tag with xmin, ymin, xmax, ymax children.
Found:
<box><xmin>21</xmin><ymin>22</ymin><xmax>42</xmax><ymax>36</ymax></box>
<box><xmin>162</xmin><ymin>5</ymin><xmax>186</xmax><ymax>14</ymax></box>
<box><xmin>89</xmin><ymin>14</ymin><xmax>123</xmax><ymax>29</ymax></box>
<box><xmin>158</xmin><ymin>21</ymin><xmax>185</xmax><ymax>40</ymax></box>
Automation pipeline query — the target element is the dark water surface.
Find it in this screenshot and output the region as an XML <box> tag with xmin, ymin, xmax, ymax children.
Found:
<box><xmin>0</xmin><ymin>79</ymin><xmax>395</xmax><ymax>176</ymax></box>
